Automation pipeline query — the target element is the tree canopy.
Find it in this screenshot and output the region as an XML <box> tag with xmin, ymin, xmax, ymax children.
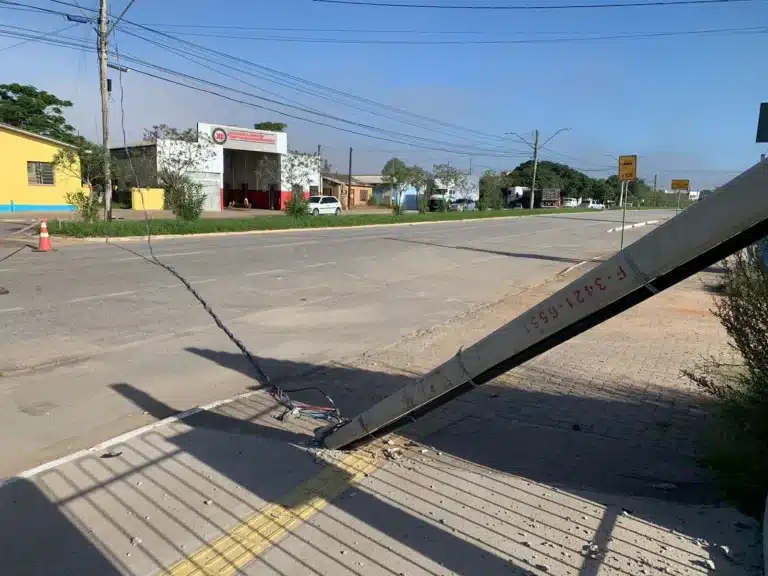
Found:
<box><xmin>254</xmin><ymin>121</ymin><xmax>287</xmax><ymax>132</ymax></box>
<box><xmin>0</xmin><ymin>83</ymin><xmax>79</xmax><ymax>144</ymax></box>
<box><xmin>480</xmin><ymin>160</ymin><xmax>666</xmax><ymax>205</ymax></box>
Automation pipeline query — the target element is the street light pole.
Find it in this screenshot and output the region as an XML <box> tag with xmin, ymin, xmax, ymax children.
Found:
<box><xmin>530</xmin><ymin>129</ymin><xmax>540</xmax><ymax>210</ymax></box>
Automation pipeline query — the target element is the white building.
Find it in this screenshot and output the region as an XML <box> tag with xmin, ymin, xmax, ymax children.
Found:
<box><xmin>112</xmin><ymin>122</ymin><xmax>320</xmax><ymax>212</ymax></box>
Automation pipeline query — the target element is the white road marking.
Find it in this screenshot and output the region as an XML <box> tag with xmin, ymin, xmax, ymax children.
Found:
<box><xmin>304</xmin><ymin>261</ymin><xmax>335</xmax><ymax>268</ymax></box>
<box><xmin>245</xmin><ymin>269</ymin><xmax>287</xmax><ymax>277</ymax></box>
<box><xmin>0</xmin><ymin>388</ymin><xmax>268</xmax><ymax>488</ymax></box>
<box><xmin>0</xmin><ymin>307</ymin><xmax>23</xmax><ymax>314</ymax></box>
<box><xmin>68</xmin><ymin>290</ymin><xmax>138</xmax><ymax>303</ymax></box>
<box><xmin>0</xmin><ymin>268</ymin><xmax>16</xmax><ymax>272</ymax></box>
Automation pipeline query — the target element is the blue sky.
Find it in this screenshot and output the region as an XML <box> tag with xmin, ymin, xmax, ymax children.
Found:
<box><xmin>1</xmin><ymin>0</ymin><xmax>767</xmax><ymax>188</ymax></box>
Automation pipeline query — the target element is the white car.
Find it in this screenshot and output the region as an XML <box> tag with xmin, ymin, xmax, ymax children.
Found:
<box><xmin>308</xmin><ymin>196</ymin><xmax>342</xmax><ymax>216</ymax></box>
<box><xmin>580</xmin><ymin>199</ymin><xmax>605</xmax><ymax>210</ymax></box>
<box><xmin>562</xmin><ymin>197</ymin><xmax>579</xmax><ymax>208</ymax></box>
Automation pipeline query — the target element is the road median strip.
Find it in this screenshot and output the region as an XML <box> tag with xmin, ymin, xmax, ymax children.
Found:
<box><xmin>48</xmin><ymin>209</ymin><xmax>595</xmax><ymax>241</ymax></box>
<box><xmin>606</xmin><ymin>219</ymin><xmax>660</xmax><ymax>233</ymax></box>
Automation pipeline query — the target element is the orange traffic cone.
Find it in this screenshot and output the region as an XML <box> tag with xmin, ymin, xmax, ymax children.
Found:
<box><xmin>38</xmin><ymin>218</ymin><xmax>52</xmax><ymax>252</ymax></box>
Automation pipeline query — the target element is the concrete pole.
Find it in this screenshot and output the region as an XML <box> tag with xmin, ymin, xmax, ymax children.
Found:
<box><xmin>347</xmin><ymin>147</ymin><xmax>353</xmax><ymax>211</ymax></box>
<box><xmin>98</xmin><ymin>0</ymin><xmax>112</xmax><ymax>221</ymax></box>
<box><xmin>529</xmin><ymin>129</ymin><xmax>540</xmax><ymax>210</ymax></box>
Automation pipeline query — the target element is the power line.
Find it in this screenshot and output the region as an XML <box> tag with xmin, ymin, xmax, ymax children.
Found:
<box><xmin>0</xmin><ymin>25</ymin><xmax>531</xmax><ymax>158</ymax></box>
<box><xmin>118</xmin><ymin>27</ymin><xmax>527</xmax><ymax>155</ymax></box>
<box><xmin>312</xmin><ymin>0</ymin><xmax>756</xmax><ymax>9</ymax></box>
<box><xmin>142</xmin><ymin>25</ymin><xmax>767</xmax><ymax>44</ymax></box>
<box><xmin>0</xmin><ymin>22</ymin><xmax>76</xmax><ymax>51</ymax></box>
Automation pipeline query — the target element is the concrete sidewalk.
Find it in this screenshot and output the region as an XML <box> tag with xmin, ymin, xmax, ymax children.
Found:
<box><xmin>0</xmin><ymin>267</ymin><xmax>762</xmax><ymax>575</ymax></box>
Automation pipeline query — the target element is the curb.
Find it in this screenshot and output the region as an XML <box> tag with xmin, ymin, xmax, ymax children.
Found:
<box><xmin>606</xmin><ymin>219</ymin><xmax>660</xmax><ymax>233</ymax></box>
<box><xmin>53</xmin><ymin>211</ymin><xmax>597</xmax><ymax>243</ymax></box>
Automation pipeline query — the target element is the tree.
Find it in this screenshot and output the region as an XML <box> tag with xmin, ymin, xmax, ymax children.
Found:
<box><xmin>282</xmin><ymin>150</ymin><xmax>322</xmax><ymax>194</ymax></box>
<box><xmin>0</xmin><ymin>83</ymin><xmax>78</xmax><ymax>143</ymax></box>
<box><xmin>382</xmin><ymin>158</ymin><xmax>412</xmax><ymax>210</ymax></box>
<box><xmin>408</xmin><ymin>165</ymin><xmax>430</xmax><ymax>212</ymax></box>
<box><xmin>254</xmin><ymin>121</ymin><xmax>287</xmax><ymax>132</ymax></box>
<box><xmin>52</xmin><ymin>138</ymin><xmax>122</xmax><ymax>203</ymax></box>
<box><xmin>433</xmin><ymin>163</ymin><xmax>469</xmax><ymax>199</ymax></box>
<box><xmin>479</xmin><ymin>170</ymin><xmax>504</xmax><ymax>210</ymax></box>
<box><xmin>143</xmin><ymin>124</ymin><xmax>215</xmax><ymax>220</ymax></box>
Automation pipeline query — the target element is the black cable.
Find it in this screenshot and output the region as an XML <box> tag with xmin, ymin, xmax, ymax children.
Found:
<box><xmin>111</xmin><ymin>37</ymin><xmax>342</xmax><ymax>425</ymax></box>
<box><xmin>138</xmin><ymin>25</ymin><xmax>768</xmax><ymax>44</ymax></box>
<box><xmin>312</xmin><ymin>0</ymin><xmax>757</xmax><ymax>9</ymax></box>
<box><xmin>117</xmin><ymin>28</ymin><xmax>527</xmax><ymax>157</ymax></box>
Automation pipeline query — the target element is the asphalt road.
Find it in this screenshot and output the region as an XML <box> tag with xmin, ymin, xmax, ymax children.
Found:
<box><xmin>0</xmin><ymin>210</ymin><xmax>672</xmax><ymax>477</ymax></box>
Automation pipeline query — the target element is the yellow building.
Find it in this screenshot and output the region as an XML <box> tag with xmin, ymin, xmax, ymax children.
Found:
<box><xmin>0</xmin><ymin>123</ymin><xmax>83</xmax><ymax>213</ymax></box>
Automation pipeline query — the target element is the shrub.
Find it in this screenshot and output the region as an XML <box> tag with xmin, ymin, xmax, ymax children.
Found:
<box><xmin>65</xmin><ymin>189</ymin><xmax>100</xmax><ymax>223</ymax></box>
<box><xmin>366</xmin><ymin>195</ymin><xmax>378</xmax><ymax>207</ymax></box>
<box><xmin>159</xmin><ymin>171</ymin><xmax>206</xmax><ymax>221</ymax></box>
<box><xmin>285</xmin><ymin>193</ymin><xmax>309</xmax><ymax>217</ymax></box>
<box><xmin>683</xmin><ymin>245</ymin><xmax>768</xmax><ymax>516</ymax></box>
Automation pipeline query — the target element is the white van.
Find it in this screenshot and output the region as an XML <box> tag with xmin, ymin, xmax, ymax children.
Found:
<box><xmin>562</xmin><ymin>197</ymin><xmax>579</xmax><ymax>208</ymax></box>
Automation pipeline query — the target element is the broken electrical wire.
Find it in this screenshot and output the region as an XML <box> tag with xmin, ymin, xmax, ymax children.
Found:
<box><xmin>111</xmin><ymin>41</ymin><xmax>343</xmax><ymax>426</ymax></box>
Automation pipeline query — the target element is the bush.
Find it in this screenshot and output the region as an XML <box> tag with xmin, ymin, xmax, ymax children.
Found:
<box><xmin>65</xmin><ymin>189</ymin><xmax>100</xmax><ymax>223</ymax></box>
<box><xmin>683</xmin><ymin>245</ymin><xmax>768</xmax><ymax>516</ymax></box>
<box><xmin>366</xmin><ymin>195</ymin><xmax>378</xmax><ymax>207</ymax></box>
<box><xmin>160</xmin><ymin>171</ymin><xmax>206</xmax><ymax>221</ymax></box>
<box><xmin>285</xmin><ymin>193</ymin><xmax>309</xmax><ymax>217</ymax></box>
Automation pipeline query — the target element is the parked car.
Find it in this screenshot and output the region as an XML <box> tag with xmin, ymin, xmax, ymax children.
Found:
<box><xmin>449</xmin><ymin>198</ymin><xmax>477</xmax><ymax>212</ymax></box>
<box><xmin>562</xmin><ymin>197</ymin><xmax>580</xmax><ymax>208</ymax></box>
<box><xmin>580</xmin><ymin>199</ymin><xmax>605</xmax><ymax>210</ymax></box>
<box><xmin>307</xmin><ymin>196</ymin><xmax>342</xmax><ymax>216</ymax></box>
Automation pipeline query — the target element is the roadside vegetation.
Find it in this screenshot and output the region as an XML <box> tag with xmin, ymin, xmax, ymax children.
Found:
<box><xmin>683</xmin><ymin>245</ymin><xmax>768</xmax><ymax>516</ymax></box>
<box><xmin>49</xmin><ymin>207</ymin><xmax>593</xmax><ymax>238</ymax></box>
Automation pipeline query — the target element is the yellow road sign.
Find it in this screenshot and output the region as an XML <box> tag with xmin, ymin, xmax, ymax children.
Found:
<box><xmin>618</xmin><ymin>155</ymin><xmax>637</xmax><ymax>181</ymax></box>
<box><xmin>671</xmin><ymin>179</ymin><xmax>690</xmax><ymax>190</ymax></box>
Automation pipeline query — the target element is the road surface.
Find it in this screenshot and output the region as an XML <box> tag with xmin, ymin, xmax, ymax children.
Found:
<box><xmin>0</xmin><ymin>210</ymin><xmax>670</xmax><ymax>477</ymax></box>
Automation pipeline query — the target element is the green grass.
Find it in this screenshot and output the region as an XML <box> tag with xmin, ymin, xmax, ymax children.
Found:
<box><xmin>49</xmin><ymin>208</ymin><xmax>593</xmax><ymax>238</ymax></box>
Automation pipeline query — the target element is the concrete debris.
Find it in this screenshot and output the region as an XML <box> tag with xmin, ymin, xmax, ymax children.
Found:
<box><xmin>717</xmin><ymin>544</ymin><xmax>733</xmax><ymax>560</ymax></box>
<box><xmin>100</xmin><ymin>451</ymin><xmax>122</xmax><ymax>459</ymax></box>
<box><xmin>384</xmin><ymin>447</ymin><xmax>402</xmax><ymax>460</ymax></box>
<box><xmin>130</xmin><ymin>537</ymin><xmax>142</xmax><ymax>546</ymax></box>
<box><xmin>203</xmin><ymin>500</ymin><xmax>213</xmax><ymax>505</ymax></box>
<box><xmin>386</xmin><ymin>439</ymin><xmax>395</xmax><ymax>446</ymax></box>
<box><xmin>534</xmin><ymin>564</ymin><xmax>550</xmax><ymax>573</ymax></box>
<box><xmin>581</xmin><ymin>542</ymin><xmax>603</xmax><ymax>560</ymax></box>
<box><xmin>0</xmin><ymin>287</ymin><xmax>8</xmax><ymax>295</ymax></box>
<box><xmin>692</xmin><ymin>558</ymin><xmax>716</xmax><ymax>570</ymax></box>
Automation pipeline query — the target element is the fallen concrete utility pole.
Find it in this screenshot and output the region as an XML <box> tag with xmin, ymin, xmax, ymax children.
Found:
<box><xmin>324</xmin><ymin>161</ymin><xmax>768</xmax><ymax>451</ymax></box>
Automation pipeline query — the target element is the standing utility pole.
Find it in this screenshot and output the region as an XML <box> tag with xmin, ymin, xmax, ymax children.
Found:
<box><xmin>529</xmin><ymin>129</ymin><xmax>540</xmax><ymax>210</ymax></box>
<box><xmin>98</xmin><ymin>0</ymin><xmax>112</xmax><ymax>221</ymax></box>
<box><xmin>317</xmin><ymin>144</ymin><xmax>321</xmax><ymax>157</ymax></box>
<box><xmin>347</xmin><ymin>147</ymin><xmax>353</xmax><ymax>211</ymax></box>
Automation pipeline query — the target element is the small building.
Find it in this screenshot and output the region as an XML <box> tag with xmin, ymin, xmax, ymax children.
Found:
<box><xmin>352</xmin><ymin>174</ymin><xmax>418</xmax><ymax>208</ymax></box>
<box><xmin>0</xmin><ymin>123</ymin><xmax>83</xmax><ymax>212</ymax></box>
<box><xmin>112</xmin><ymin>122</ymin><xmax>320</xmax><ymax>212</ymax></box>
<box><xmin>321</xmin><ymin>173</ymin><xmax>373</xmax><ymax>208</ymax></box>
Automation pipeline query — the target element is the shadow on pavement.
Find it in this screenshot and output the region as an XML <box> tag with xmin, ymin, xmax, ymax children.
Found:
<box><xmin>381</xmin><ymin>236</ymin><xmax>586</xmax><ymax>264</ymax></box>
<box><xmin>0</xmin><ymin>353</ymin><xmax>759</xmax><ymax>575</ymax></box>
<box><xmin>0</xmin><ymin>478</ymin><xmax>122</xmax><ymax>575</ymax></box>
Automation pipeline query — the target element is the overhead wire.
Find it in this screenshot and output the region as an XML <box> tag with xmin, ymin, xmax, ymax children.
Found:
<box><xmin>311</xmin><ymin>0</ymin><xmax>758</xmax><ymax>8</ymax></box>
<box><xmin>116</xmin><ymin>28</ymin><xmax>528</xmax><ymax>156</ymax></box>
<box><xmin>137</xmin><ymin>25</ymin><xmax>768</xmax><ymax>44</ymax></box>
<box><xmin>0</xmin><ymin>21</ymin><xmax>76</xmax><ymax>51</ymax></box>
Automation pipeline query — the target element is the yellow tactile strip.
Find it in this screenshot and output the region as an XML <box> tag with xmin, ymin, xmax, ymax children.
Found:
<box><xmin>163</xmin><ymin>449</ymin><xmax>378</xmax><ymax>576</ymax></box>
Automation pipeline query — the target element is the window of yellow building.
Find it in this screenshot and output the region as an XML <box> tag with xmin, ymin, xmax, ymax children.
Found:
<box><xmin>27</xmin><ymin>161</ymin><xmax>55</xmax><ymax>186</ymax></box>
